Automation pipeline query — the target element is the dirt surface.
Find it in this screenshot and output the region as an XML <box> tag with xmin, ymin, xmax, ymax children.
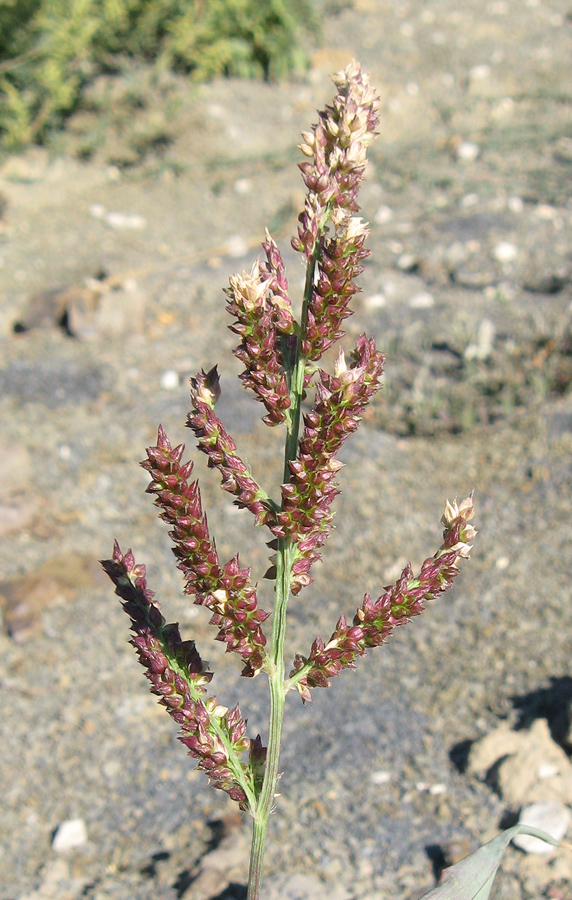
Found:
<box><xmin>1</xmin><ymin>1</ymin><xmax>572</xmax><ymax>899</ymax></box>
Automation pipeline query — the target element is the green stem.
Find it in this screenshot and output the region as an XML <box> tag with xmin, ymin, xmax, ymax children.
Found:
<box><xmin>246</xmin><ymin>236</ymin><xmax>324</xmax><ymax>900</ymax></box>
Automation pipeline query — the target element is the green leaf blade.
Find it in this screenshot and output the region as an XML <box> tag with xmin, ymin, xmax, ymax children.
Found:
<box><xmin>420</xmin><ymin>825</ymin><xmax>560</xmax><ymax>900</ymax></box>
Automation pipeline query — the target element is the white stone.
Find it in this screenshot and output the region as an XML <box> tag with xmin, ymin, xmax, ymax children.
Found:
<box><xmin>508</xmin><ymin>196</ymin><xmax>524</xmax><ymax>213</ymax></box>
<box><xmin>52</xmin><ymin>818</ymin><xmax>87</xmax><ymax>852</ymax></box>
<box><xmin>535</xmin><ymin>203</ymin><xmax>557</xmax><ymax>220</ymax></box>
<box><xmin>397</xmin><ymin>253</ymin><xmax>418</xmax><ymax>271</ymax></box>
<box><xmin>461</xmin><ymin>193</ymin><xmax>479</xmax><ymax>208</ymax></box>
<box><xmin>470</xmin><ymin>64</ymin><xmax>491</xmax><ymax>80</ymax></box>
<box><xmin>105</xmin><ymin>211</ymin><xmax>146</xmax><ymax>230</ymax></box>
<box><xmin>225</xmin><ymin>235</ymin><xmax>248</xmax><ymax>258</ymax></box>
<box><xmin>364</xmin><ymin>293</ymin><xmax>387</xmax><ymax>309</ymax></box>
<box><xmin>513</xmin><ymin>801</ymin><xmax>571</xmax><ymax>855</ymax></box>
<box><xmin>495</xmin><ymin>556</ymin><xmax>510</xmax><ymax>570</ymax></box>
<box><xmin>370</xmin><ymin>770</ymin><xmax>391</xmax><ymax>784</ymax></box>
<box><xmin>89</xmin><ymin>203</ymin><xmax>106</xmax><ymax>219</ymax></box>
<box><xmin>457</xmin><ymin>142</ymin><xmax>480</xmax><ymax>162</ymax></box>
<box><xmin>537</xmin><ymin>763</ymin><xmax>560</xmax><ymax>780</ymax></box>
<box><xmin>160</xmin><ymin>369</ymin><xmax>180</xmax><ymax>390</ymax></box>
<box><xmin>429</xmin><ymin>783</ymin><xmax>447</xmax><ymax>795</ymax></box>
<box><xmin>493</xmin><ymin>241</ymin><xmax>518</xmax><ymax>263</ymax></box>
<box><xmin>374</xmin><ymin>205</ymin><xmax>394</xmax><ymax>225</ymax></box>
<box><xmin>234</xmin><ymin>178</ymin><xmax>252</xmax><ymax>195</ymax></box>
<box><xmin>409</xmin><ymin>291</ymin><xmax>434</xmax><ymax>309</ymax></box>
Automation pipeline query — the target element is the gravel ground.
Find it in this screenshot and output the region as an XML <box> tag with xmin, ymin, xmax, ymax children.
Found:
<box><xmin>1</xmin><ymin>2</ymin><xmax>572</xmax><ymax>899</ymax></box>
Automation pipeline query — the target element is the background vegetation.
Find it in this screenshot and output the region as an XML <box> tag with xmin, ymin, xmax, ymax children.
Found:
<box><xmin>0</xmin><ymin>0</ymin><xmax>317</xmax><ymax>149</ymax></box>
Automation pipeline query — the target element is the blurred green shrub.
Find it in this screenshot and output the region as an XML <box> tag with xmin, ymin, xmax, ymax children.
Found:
<box><xmin>0</xmin><ymin>0</ymin><xmax>317</xmax><ymax>148</ymax></box>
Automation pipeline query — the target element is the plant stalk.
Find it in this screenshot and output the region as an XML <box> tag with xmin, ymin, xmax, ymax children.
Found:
<box><xmin>246</xmin><ymin>233</ymin><xmax>323</xmax><ymax>900</ymax></box>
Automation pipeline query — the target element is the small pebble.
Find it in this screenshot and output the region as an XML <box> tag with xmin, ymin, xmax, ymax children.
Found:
<box><xmin>537</xmin><ymin>763</ymin><xmax>560</xmax><ymax>779</ymax></box>
<box><xmin>495</xmin><ymin>556</ymin><xmax>509</xmax><ymax>570</ymax></box>
<box><xmin>470</xmin><ymin>64</ymin><xmax>491</xmax><ymax>80</ymax></box>
<box><xmin>429</xmin><ymin>783</ymin><xmax>447</xmax><ymax>795</ymax></box>
<box><xmin>508</xmin><ymin>196</ymin><xmax>524</xmax><ymax>213</ymax></box>
<box><xmin>234</xmin><ymin>178</ymin><xmax>252</xmax><ymax>195</ymax></box>
<box><xmin>461</xmin><ymin>193</ymin><xmax>479</xmax><ymax>208</ymax></box>
<box><xmin>493</xmin><ymin>241</ymin><xmax>518</xmax><ymax>263</ymax></box>
<box><xmin>374</xmin><ymin>205</ymin><xmax>394</xmax><ymax>225</ymax></box>
<box><xmin>409</xmin><ymin>291</ymin><xmax>434</xmax><ymax>309</ymax></box>
<box><xmin>225</xmin><ymin>235</ymin><xmax>248</xmax><ymax>258</ymax></box>
<box><xmin>397</xmin><ymin>253</ymin><xmax>418</xmax><ymax>271</ymax></box>
<box><xmin>364</xmin><ymin>293</ymin><xmax>387</xmax><ymax>309</ymax></box>
<box><xmin>89</xmin><ymin>204</ymin><xmax>106</xmax><ymax>219</ymax></box>
<box><xmin>160</xmin><ymin>370</ymin><xmax>180</xmax><ymax>391</ymax></box>
<box><xmin>457</xmin><ymin>142</ymin><xmax>480</xmax><ymax>162</ymax></box>
<box><xmin>52</xmin><ymin>818</ymin><xmax>88</xmax><ymax>852</ymax></box>
<box><xmin>513</xmin><ymin>801</ymin><xmax>571</xmax><ymax>855</ymax></box>
<box><xmin>105</xmin><ymin>212</ymin><xmax>146</xmax><ymax>230</ymax></box>
<box><xmin>370</xmin><ymin>770</ymin><xmax>391</xmax><ymax>784</ymax></box>
<box><xmin>535</xmin><ymin>204</ymin><xmax>557</xmax><ymax>220</ymax></box>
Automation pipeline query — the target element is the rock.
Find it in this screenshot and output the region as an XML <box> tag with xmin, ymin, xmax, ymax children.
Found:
<box><xmin>513</xmin><ymin>800</ymin><xmax>571</xmax><ymax>855</ymax></box>
<box><xmin>374</xmin><ymin>205</ymin><xmax>393</xmax><ymax>225</ymax></box>
<box><xmin>468</xmin><ymin>718</ymin><xmax>572</xmax><ymax>806</ymax></box>
<box><xmin>14</xmin><ymin>284</ymin><xmax>101</xmax><ymax>332</ymax></box>
<box><xmin>0</xmin><ymin>554</ymin><xmax>105</xmax><ymax>642</ymax></box>
<box><xmin>521</xmin><ymin>250</ymin><xmax>570</xmax><ymax>293</ymax></box>
<box><xmin>160</xmin><ymin>369</ymin><xmax>180</xmax><ymax>390</ymax></box>
<box><xmin>201</xmin><ymin>828</ymin><xmax>250</xmax><ymax>873</ymax></box>
<box><xmin>409</xmin><ymin>291</ymin><xmax>434</xmax><ymax>309</ymax></box>
<box><xmin>363</xmin><ymin>292</ymin><xmax>386</xmax><ymax>309</ymax></box>
<box><xmin>181</xmin><ymin>866</ymin><xmax>230</xmax><ymax>900</ymax></box>
<box><xmin>456</xmin><ymin>142</ymin><xmax>480</xmax><ymax>162</ymax></box>
<box><xmin>51</xmin><ymin>818</ymin><xmax>88</xmax><ymax>852</ymax></box>
<box><xmin>492</xmin><ymin>241</ymin><xmax>518</xmax><ymax>263</ymax></box>
<box><xmin>68</xmin><ymin>278</ymin><xmax>147</xmax><ymax>339</ymax></box>
<box><xmin>104</xmin><ymin>211</ymin><xmax>146</xmax><ymax>230</ymax></box>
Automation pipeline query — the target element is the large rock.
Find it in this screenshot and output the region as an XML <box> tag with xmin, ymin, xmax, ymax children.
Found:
<box><xmin>468</xmin><ymin>718</ymin><xmax>572</xmax><ymax>807</ymax></box>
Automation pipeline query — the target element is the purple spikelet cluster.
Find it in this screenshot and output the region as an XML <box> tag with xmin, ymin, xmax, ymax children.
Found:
<box><xmin>226</xmin><ymin>235</ymin><xmax>296</xmax><ymax>426</ymax></box>
<box><xmin>101</xmin><ymin>543</ymin><xmax>262</xmax><ymax>808</ymax></box>
<box><xmin>187</xmin><ymin>367</ymin><xmax>276</xmax><ymax>529</ymax></box>
<box><xmin>141</xmin><ymin>425</ymin><xmax>269</xmax><ymax>676</ymax></box>
<box><xmin>270</xmin><ymin>336</ymin><xmax>385</xmax><ymax>593</ymax></box>
<box><xmin>302</xmin><ymin>215</ymin><xmax>371</xmax><ymax>362</ymax></box>
<box><xmin>290</xmin><ymin>495</ymin><xmax>477</xmax><ymax>700</ymax></box>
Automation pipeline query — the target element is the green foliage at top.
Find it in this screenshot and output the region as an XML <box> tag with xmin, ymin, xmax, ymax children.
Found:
<box><xmin>0</xmin><ymin>0</ymin><xmax>317</xmax><ymax>148</ymax></box>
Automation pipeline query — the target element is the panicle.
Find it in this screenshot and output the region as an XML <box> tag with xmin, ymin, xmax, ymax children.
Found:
<box><xmin>290</xmin><ymin>495</ymin><xmax>476</xmax><ymax>700</ymax></box>
<box><xmin>187</xmin><ymin>367</ymin><xmax>277</xmax><ymax>529</ymax></box>
<box><xmin>142</xmin><ymin>425</ymin><xmax>269</xmax><ymax>677</ymax></box>
<box><xmin>101</xmin><ymin>542</ymin><xmax>262</xmax><ymax>809</ymax></box>
<box><xmin>225</xmin><ymin>237</ymin><xmax>296</xmax><ymax>426</ymax></box>
<box><xmin>293</xmin><ymin>61</ymin><xmax>380</xmax><ymax>261</ymax></box>
<box><xmin>270</xmin><ymin>335</ymin><xmax>384</xmax><ymax>593</ymax></box>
